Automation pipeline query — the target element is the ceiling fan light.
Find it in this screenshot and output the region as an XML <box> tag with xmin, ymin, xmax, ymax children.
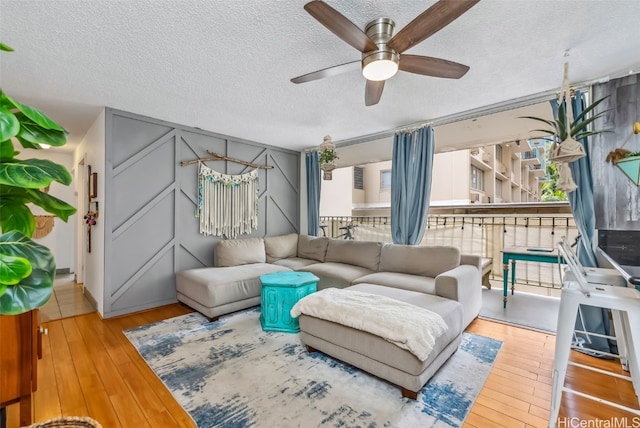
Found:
<box><xmin>362</xmin><ymin>51</ymin><xmax>399</xmax><ymax>81</ymax></box>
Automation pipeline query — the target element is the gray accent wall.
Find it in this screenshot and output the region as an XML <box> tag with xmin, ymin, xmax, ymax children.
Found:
<box><xmin>104</xmin><ymin>109</ymin><xmax>299</xmax><ymax>318</ymax></box>
<box><xmin>592</xmin><ymin>75</ymin><xmax>640</xmax><ymax>266</ymax></box>
<box><xmin>592</xmin><ymin>75</ymin><xmax>640</xmax><ymax>231</ymax></box>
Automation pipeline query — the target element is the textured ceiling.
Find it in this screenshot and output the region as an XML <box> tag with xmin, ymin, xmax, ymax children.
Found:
<box><xmin>2</xmin><ymin>0</ymin><xmax>640</xmax><ymax>154</ymax></box>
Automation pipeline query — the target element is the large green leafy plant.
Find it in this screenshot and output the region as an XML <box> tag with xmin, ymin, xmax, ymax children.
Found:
<box><xmin>0</xmin><ymin>43</ymin><xmax>77</xmax><ymax>314</ymax></box>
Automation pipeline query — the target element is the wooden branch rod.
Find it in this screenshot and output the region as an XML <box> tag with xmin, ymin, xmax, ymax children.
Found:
<box><xmin>180</xmin><ymin>150</ymin><xmax>273</xmax><ymax>169</ymax></box>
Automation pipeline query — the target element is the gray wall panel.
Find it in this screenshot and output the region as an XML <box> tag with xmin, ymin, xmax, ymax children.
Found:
<box><xmin>177</xmin><ymin>245</ymin><xmax>209</xmax><ymax>271</ymax></box>
<box><xmin>111</xmin><ymin>193</ymin><xmax>175</xmax><ymax>291</ymax></box>
<box><xmin>105</xmin><ymin>109</ymin><xmax>299</xmax><ymax>317</ymax></box>
<box><xmin>111</xmin><ymin>114</ymin><xmax>173</xmax><ymax>168</ymax></box>
<box><xmin>112</xmin><ymin>137</ymin><xmax>175</xmax><ymax>230</ymax></box>
<box><xmin>176</xmin><ymin>191</ymin><xmax>213</xmax><ymax>266</ymax></box>
<box><xmin>110</xmin><ymin>249</ymin><xmax>177</xmax><ymax>313</ymax></box>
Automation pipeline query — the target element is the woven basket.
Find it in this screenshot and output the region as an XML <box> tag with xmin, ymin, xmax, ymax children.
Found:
<box><xmin>26</xmin><ymin>416</ymin><xmax>102</xmax><ymax>428</ymax></box>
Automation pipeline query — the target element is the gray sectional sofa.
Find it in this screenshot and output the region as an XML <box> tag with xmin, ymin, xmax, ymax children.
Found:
<box><xmin>176</xmin><ymin>233</ymin><xmax>482</xmax><ymax>399</ymax></box>
<box><xmin>176</xmin><ymin>233</ymin><xmax>482</xmax><ymax>328</ymax></box>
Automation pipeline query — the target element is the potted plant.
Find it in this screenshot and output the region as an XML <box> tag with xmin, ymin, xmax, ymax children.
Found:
<box><xmin>520</xmin><ymin>96</ymin><xmax>609</xmax><ymax>156</ymax></box>
<box><xmin>318</xmin><ymin>135</ymin><xmax>339</xmax><ymax>180</ymax></box>
<box><xmin>520</xmin><ymin>95</ymin><xmax>609</xmax><ymax>191</ymax></box>
<box><xmin>0</xmin><ymin>43</ymin><xmax>77</xmax><ymax>315</ymax></box>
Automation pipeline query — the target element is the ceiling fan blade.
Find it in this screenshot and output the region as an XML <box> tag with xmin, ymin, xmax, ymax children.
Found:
<box><xmin>304</xmin><ymin>0</ymin><xmax>377</xmax><ymax>53</ymax></box>
<box><xmin>291</xmin><ymin>60</ymin><xmax>360</xmax><ymax>84</ymax></box>
<box><xmin>365</xmin><ymin>80</ymin><xmax>385</xmax><ymax>106</ymax></box>
<box><xmin>388</xmin><ymin>0</ymin><xmax>480</xmax><ymax>53</ymax></box>
<box><xmin>399</xmin><ymin>54</ymin><xmax>469</xmax><ymax>79</ymax></box>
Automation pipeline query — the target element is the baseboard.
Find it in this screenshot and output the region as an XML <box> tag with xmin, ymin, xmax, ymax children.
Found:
<box><xmin>56</xmin><ymin>268</ymin><xmax>71</xmax><ymax>275</ymax></box>
<box><xmin>84</xmin><ymin>288</ymin><xmax>98</xmax><ymax>310</ymax></box>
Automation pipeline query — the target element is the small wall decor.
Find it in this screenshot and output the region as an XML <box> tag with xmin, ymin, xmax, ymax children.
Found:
<box><xmin>89</xmin><ymin>171</ymin><xmax>98</xmax><ymax>199</ymax></box>
<box><xmin>84</xmin><ymin>201</ymin><xmax>99</xmax><ymax>253</ymax></box>
<box><xmin>606</xmin><ymin>121</ymin><xmax>640</xmax><ymax>186</ymax></box>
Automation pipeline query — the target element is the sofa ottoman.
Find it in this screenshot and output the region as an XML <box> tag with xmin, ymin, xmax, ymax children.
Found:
<box><xmin>296</xmin><ymin>283</ymin><xmax>464</xmax><ymax>399</ymax></box>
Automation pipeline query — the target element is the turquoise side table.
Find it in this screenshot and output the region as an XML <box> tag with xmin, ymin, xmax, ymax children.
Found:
<box><xmin>259</xmin><ymin>271</ymin><xmax>319</xmax><ymax>333</ymax></box>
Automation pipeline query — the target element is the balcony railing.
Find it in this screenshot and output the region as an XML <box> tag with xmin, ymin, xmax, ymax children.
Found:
<box><xmin>320</xmin><ymin>213</ymin><xmax>578</xmax><ymax>290</ymax></box>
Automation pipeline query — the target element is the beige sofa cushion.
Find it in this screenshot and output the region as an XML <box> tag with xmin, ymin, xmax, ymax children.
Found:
<box><xmin>325</xmin><ymin>240</ymin><xmax>382</xmax><ymax>271</ymax></box>
<box><xmin>379</xmin><ymin>244</ymin><xmax>460</xmax><ymax>277</ymax></box>
<box><xmin>352</xmin><ymin>271</ymin><xmax>436</xmax><ymax>295</ymax></box>
<box><xmin>214</xmin><ymin>237</ymin><xmax>266</xmax><ymax>267</ymax></box>
<box><xmin>264</xmin><ymin>233</ymin><xmax>299</xmax><ymax>263</ymax></box>
<box><xmin>299</xmin><ymin>262</ymin><xmax>374</xmax><ymax>290</ymax></box>
<box><xmin>272</xmin><ymin>257</ymin><xmax>319</xmax><ymax>270</ymax></box>
<box><xmin>298</xmin><ymin>235</ymin><xmax>330</xmax><ymax>262</ymax></box>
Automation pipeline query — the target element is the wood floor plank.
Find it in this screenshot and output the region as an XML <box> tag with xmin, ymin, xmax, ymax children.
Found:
<box><xmin>33</xmin><ymin>323</ymin><xmax>62</xmax><ymax>422</ymax></box>
<box><xmin>480</xmin><ymin>387</ymin><xmax>531</xmax><ymax>412</ymax></box>
<box><xmin>475</xmin><ymin>395</ymin><xmax>548</xmax><ymax>427</ymax></box>
<box><xmin>464</xmin><ymin>411</ymin><xmax>508</xmax><ymax>428</ymax></box>
<box><xmin>74</xmin><ymin>315</ymin><xmax>152</xmax><ymax>427</ymax></box>
<box><xmin>483</xmin><ymin>378</ymin><xmax>550</xmax><ymax>411</ymax></box>
<box><xmin>468</xmin><ymin>402</ymin><xmax>527</xmax><ymax>428</ymax></box>
<box><xmin>104</xmin><ymin>309</ymin><xmax>196</xmax><ymax>428</ymax></box>
<box><xmin>47</xmin><ymin>320</ymin><xmax>88</xmax><ymax>417</ymax></box>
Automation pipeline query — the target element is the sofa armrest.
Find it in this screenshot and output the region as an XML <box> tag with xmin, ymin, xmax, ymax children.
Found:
<box><xmin>435</xmin><ymin>264</ymin><xmax>482</xmax><ymax>328</ymax></box>
<box><xmin>460</xmin><ymin>254</ymin><xmax>481</xmax><ymax>271</ymax></box>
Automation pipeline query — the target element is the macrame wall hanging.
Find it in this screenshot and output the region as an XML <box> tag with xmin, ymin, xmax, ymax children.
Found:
<box><xmin>197</xmin><ymin>163</ymin><xmax>259</xmax><ymax>238</ymax></box>
<box><xmin>181</xmin><ymin>150</ymin><xmax>272</xmax><ymax>238</ymax></box>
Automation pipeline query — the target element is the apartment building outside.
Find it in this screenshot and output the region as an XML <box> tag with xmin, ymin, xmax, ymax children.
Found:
<box><xmin>320</xmin><ymin>139</ymin><xmax>549</xmax><ymax>217</ymax></box>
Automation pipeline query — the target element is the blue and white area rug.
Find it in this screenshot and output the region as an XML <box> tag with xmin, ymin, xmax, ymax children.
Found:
<box><xmin>124</xmin><ymin>308</ymin><xmax>502</xmax><ymax>428</ymax></box>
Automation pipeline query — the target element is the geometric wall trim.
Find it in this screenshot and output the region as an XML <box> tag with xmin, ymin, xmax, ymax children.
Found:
<box><xmin>104</xmin><ymin>109</ymin><xmax>300</xmax><ymax>318</ymax></box>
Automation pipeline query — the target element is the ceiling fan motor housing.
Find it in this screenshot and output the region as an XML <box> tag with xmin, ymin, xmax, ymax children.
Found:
<box><xmin>362</xmin><ymin>18</ymin><xmax>399</xmax><ymax>81</ymax></box>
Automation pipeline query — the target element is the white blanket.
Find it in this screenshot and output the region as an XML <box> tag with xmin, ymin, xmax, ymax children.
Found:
<box><xmin>290</xmin><ymin>288</ymin><xmax>448</xmax><ymax>361</ymax></box>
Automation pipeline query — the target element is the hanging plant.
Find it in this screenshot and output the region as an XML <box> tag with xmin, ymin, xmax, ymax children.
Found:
<box><xmin>317</xmin><ymin>135</ymin><xmax>339</xmax><ymax>180</ymax></box>
<box><xmin>520</xmin><ymin>92</ymin><xmax>610</xmax><ymax>192</ymax></box>
<box><xmin>319</xmin><ymin>148</ymin><xmax>339</xmax><ymax>164</ymax></box>
<box><xmin>520</xmin><ymin>96</ymin><xmax>610</xmax><ymax>146</ymax></box>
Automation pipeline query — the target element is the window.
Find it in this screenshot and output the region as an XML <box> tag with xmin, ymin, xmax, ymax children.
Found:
<box><xmin>353</xmin><ymin>167</ymin><xmax>364</xmax><ymax>190</ymax></box>
<box><xmin>496</xmin><ymin>145</ymin><xmax>503</xmax><ymax>163</ymax></box>
<box><xmin>470</xmin><ymin>165</ymin><xmax>484</xmax><ymax>191</ymax></box>
<box><xmin>380</xmin><ymin>170</ymin><xmax>392</xmax><ymax>190</ymax></box>
<box><xmin>495</xmin><ymin>178</ymin><xmax>502</xmax><ymax>198</ymax></box>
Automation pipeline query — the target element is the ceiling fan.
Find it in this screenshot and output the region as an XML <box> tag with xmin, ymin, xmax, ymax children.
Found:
<box><xmin>291</xmin><ymin>0</ymin><xmax>480</xmax><ymax>106</ymax></box>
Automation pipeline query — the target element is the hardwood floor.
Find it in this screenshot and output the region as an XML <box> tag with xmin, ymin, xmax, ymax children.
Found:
<box><xmin>5</xmin><ymin>304</ymin><xmax>638</xmax><ymax>427</ymax></box>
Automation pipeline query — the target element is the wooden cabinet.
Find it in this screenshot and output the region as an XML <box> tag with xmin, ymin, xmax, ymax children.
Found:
<box><xmin>0</xmin><ymin>310</ymin><xmax>40</xmax><ymax>427</ymax></box>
